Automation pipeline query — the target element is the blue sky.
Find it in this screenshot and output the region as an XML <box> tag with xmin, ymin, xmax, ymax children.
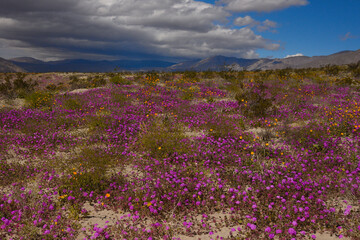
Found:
<box><xmin>0</xmin><ymin>0</ymin><xmax>359</xmax><ymax>61</ymax></box>
<box><xmin>248</xmin><ymin>0</ymin><xmax>360</xmax><ymax>58</ymax></box>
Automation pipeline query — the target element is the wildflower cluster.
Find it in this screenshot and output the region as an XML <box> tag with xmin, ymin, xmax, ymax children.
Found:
<box><xmin>0</xmin><ymin>70</ymin><xmax>359</xmax><ymax>239</ymax></box>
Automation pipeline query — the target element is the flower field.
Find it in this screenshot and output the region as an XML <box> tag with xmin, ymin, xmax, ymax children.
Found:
<box><xmin>0</xmin><ymin>69</ymin><xmax>360</xmax><ymax>239</ymax></box>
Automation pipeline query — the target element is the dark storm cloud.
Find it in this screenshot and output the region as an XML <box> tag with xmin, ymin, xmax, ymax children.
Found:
<box><xmin>0</xmin><ymin>0</ymin><xmax>285</xmax><ymax>60</ymax></box>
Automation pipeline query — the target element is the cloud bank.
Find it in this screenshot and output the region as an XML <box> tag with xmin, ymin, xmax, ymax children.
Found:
<box><xmin>0</xmin><ymin>0</ymin><xmax>307</xmax><ymax>60</ymax></box>
<box><xmin>221</xmin><ymin>0</ymin><xmax>308</xmax><ymax>12</ymax></box>
<box><xmin>285</xmin><ymin>53</ymin><xmax>304</xmax><ymax>58</ymax></box>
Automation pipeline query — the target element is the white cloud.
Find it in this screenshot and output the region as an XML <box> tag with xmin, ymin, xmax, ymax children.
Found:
<box><xmin>234</xmin><ymin>16</ymin><xmax>258</xmax><ymax>26</ymax></box>
<box><xmin>0</xmin><ymin>0</ymin><xmax>282</xmax><ymax>60</ymax></box>
<box><xmin>285</xmin><ymin>53</ymin><xmax>304</xmax><ymax>58</ymax></box>
<box><xmin>256</xmin><ymin>19</ymin><xmax>277</xmax><ymax>32</ymax></box>
<box><xmin>234</xmin><ymin>17</ymin><xmax>277</xmax><ymax>32</ymax></box>
<box><xmin>221</xmin><ymin>0</ymin><xmax>308</xmax><ymax>12</ymax></box>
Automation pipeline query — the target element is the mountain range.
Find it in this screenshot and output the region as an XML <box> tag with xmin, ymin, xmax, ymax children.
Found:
<box><xmin>1</xmin><ymin>49</ymin><xmax>360</xmax><ymax>73</ymax></box>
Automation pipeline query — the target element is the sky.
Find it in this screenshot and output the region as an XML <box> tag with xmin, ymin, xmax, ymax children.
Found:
<box><xmin>0</xmin><ymin>0</ymin><xmax>359</xmax><ymax>61</ymax></box>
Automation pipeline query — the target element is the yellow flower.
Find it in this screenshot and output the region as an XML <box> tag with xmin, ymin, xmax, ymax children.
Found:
<box><xmin>73</xmin><ymin>172</ymin><xmax>77</xmax><ymax>175</ymax></box>
<box><xmin>158</xmin><ymin>147</ymin><xmax>161</xmax><ymax>150</ymax></box>
<box><xmin>105</xmin><ymin>193</ymin><xmax>110</xmax><ymax>198</ymax></box>
<box><xmin>147</xmin><ymin>202</ymin><xmax>152</xmax><ymax>207</ymax></box>
<box><xmin>59</xmin><ymin>194</ymin><xmax>68</xmax><ymax>199</ymax></box>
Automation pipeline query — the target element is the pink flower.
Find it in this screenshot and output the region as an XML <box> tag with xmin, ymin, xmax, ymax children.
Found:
<box><xmin>247</xmin><ymin>223</ymin><xmax>256</xmax><ymax>230</ymax></box>
<box><xmin>344</xmin><ymin>205</ymin><xmax>352</xmax><ymax>215</ymax></box>
<box><xmin>288</xmin><ymin>228</ymin><xmax>296</xmax><ymax>235</ymax></box>
<box><xmin>265</xmin><ymin>227</ymin><xmax>271</xmax><ymax>233</ymax></box>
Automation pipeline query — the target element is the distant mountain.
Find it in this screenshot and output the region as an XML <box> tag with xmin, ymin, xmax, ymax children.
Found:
<box><xmin>2</xmin><ymin>49</ymin><xmax>360</xmax><ymax>73</ymax></box>
<box><xmin>9</xmin><ymin>58</ymin><xmax>175</xmax><ymax>72</ymax></box>
<box><xmin>167</xmin><ymin>55</ymin><xmax>258</xmax><ymax>71</ymax></box>
<box><xmin>0</xmin><ymin>57</ymin><xmax>26</xmax><ymax>72</ymax></box>
<box><xmin>244</xmin><ymin>49</ymin><xmax>360</xmax><ymax>70</ymax></box>
<box><xmin>10</xmin><ymin>57</ymin><xmax>44</xmax><ymax>64</ymax></box>
<box><xmin>167</xmin><ymin>49</ymin><xmax>360</xmax><ymax>71</ymax></box>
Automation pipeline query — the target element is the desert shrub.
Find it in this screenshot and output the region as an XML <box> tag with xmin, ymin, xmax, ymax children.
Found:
<box><xmin>324</xmin><ymin>64</ymin><xmax>340</xmax><ymax>76</ymax></box>
<box><xmin>181</xmin><ymin>85</ymin><xmax>200</xmax><ymax>101</ymax></box>
<box><xmin>281</xmin><ymin>122</ymin><xmax>332</xmax><ymax>153</ymax></box>
<box><xmin>235</xmin><ymin>83</ymin><xmax>274</xmax><ymax>118</ymax></box>
<box><xmin>206</xmin><ymin>96</ymin><xmax>215</xmax><ymax>103</ymax></box>
<box><xmin>0</xmin><ymin>75</ymin><xmax>38</xmax><ymax>98</ymax></box>
<box><xmin>60</xmin><ymin>171</ymin><xmax>108</xmax><ymax>196</ymax></box>
<box><xmin>201</xmin><ymin>70</ymin><xmax>216</xmax><ymax>79</ymax></box>
<box><xmin>182</xmin><ymin>71</ymin><xmax>198</xmax><ymax>81</ymax></box>
<box><xmin>0</xmin><ymin>77</ymin><xmax>12</xmax><ymax>97</ymax></box>
<box><xmin>89</xmin><ymin>75</ymin><xmax>106</xmax><ymax>88</ymax></box>
<box><xmin>59</xmin><ymin>148</ymin><xmax>120</xmax><ymax>198</ymax></box>
<box><xmin>111</xmin><ymin>91</ymin><xmax>128</xmax><ymax>104</ymax></box>
<box><xmin>88</xmin><ymin>116</ymin><xmax>108</xmax><ymax>132</ymax></box>
<box><xmin>45</xmin><ymin>83</ymin><xmax>58</xmax><ymax>91</ymax></box>
<box><xmin>144</xmin><ymin>72</ymin><xmax>160</xmax><ymax>86</ymax></box>
<box><xmin>110</xmin><ymin>75</ymin><xmax>132</xmax><ymax>85</ymax></box>
<box><xmin>63</xmin><ymin>98</ymin><xmax>83</xmax><ymax>110</ymax></box>
<box><xmin>206</xmin><ymin>118</ymin><xmax>238</xmax><ymax>139</ymax></box>
<box><xmin>275</xmin><ymin>68</ymin><xmax>291</xmax><ymax>81</ymax></box>
<box><xmin>69</xmin><ymin>75</ymin><xmax>88</xmax><ymax>90</ymax></box>
<box><xmin>56</xmin><ymin>82</ymin><xmax>68</xmax><ymax>91</ymax></box>
<box><xmin>54</xmin><ymin>117</ymin><xmax>79</xmax><ymax>130</ymax></box>
<box><xmin>347</xmin><ymin>61</ymin><xmax>360</xmax><ymax>77</ymax></box>
<box><xmin>133</xmin><ymin>72</ymin><xmax>144</xmax><ymax>81</ymax></box>
<box><xmin>253</xmin><ymin>71</ymin><xmax>272</xmax><ymax>82</ymax></box>
<box><xmin>335</xmin><ymin>77</ymin><xmax>357</xmax><ymax>86</ymax></box>
<box><xmin>159</xmin><ymin>72</ymin><xmax>175</xmax><ymax>82</ymax></box>
<box><xmin>258</xmin><ymin>128</ymin><xmax>275</xmax><ymax>142</ymax></box>
<box><xmin>218</xmin><ymin>71</ymin><xmax>237</xmax><ymax>81</ymax></box>
<box><xmin>329</xmin><ymin>121</ymin><xmax>353</xmax><ymax>136</ymax></box>
<box><xmin>24</xmin><ymin>91</ymin><xmax>54</xmax><ymax>109</ymax></box>
<box><xmin>137</xmin><ymin>118</ymin><xmax>189</xmax><ymax>158</ymax></box>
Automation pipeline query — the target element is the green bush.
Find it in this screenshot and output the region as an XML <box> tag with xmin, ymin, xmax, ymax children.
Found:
<box><xmin>45</xmin><ymin>83</ymin><xmax>58</xmax><ymax>91</ymax></box>
<box><xmin>0</xmin><ymin>75</ymin><xmax>38</xmax><ymax>98</ymax></box>
<box><xmin>110</xmin><ymin>75</ymin><xmax>131</xmax><ymax>85</ymax></box>
<box><xmin>235</xmin><ymin>82</ymin><xmax>274</xmax><ymax>118</ymax></box>
<box><xmin>24</xmin><ymin>91</ymin><xmax>54</xmax><ymax>109</ymax></box>
<box><xmin>324</xmin><ymin>64</ymin><xmax>340</xmax><ymax>76</ymax></box>
<box><xmin>89</xmin><ymin>75</ymin><xmax>107</xmax><ymax>88</ymax></box>
<box><xmin>336</xmin><ymin>77</ymin><xmax>357</xmax><ymax>86</ymax></box>
<box><xmin>59</xmin><ymin>148</ymin><xmax>120</xmax><ymax>199</ymax></box>
<box><xmin>111</xmin><ymin>91</ymin><xmax>128</xmax><ymax>104</ymax></box>
<box><xmin>181</xmin><ymin>85</ymin><xmax>200</xmax><ymax>101</ymax></box>
<box><xmin>88</xmin><ymin>116</ymin><xmax>107</xmax><ymax>132</ymax></box>
<box><xmin>69</xmin><ymin>75</ymin><xmax>88</xmax><ymax>89</ymax></box>
<box><xmin>137</xmin><ymin>119</ymin><xmax>189</xmax><ymax>158</ymax></box>
<box><xmin>63</xmin><ymin>98</ymin><xmax>83</xmax><ymax>110</ymax></box>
